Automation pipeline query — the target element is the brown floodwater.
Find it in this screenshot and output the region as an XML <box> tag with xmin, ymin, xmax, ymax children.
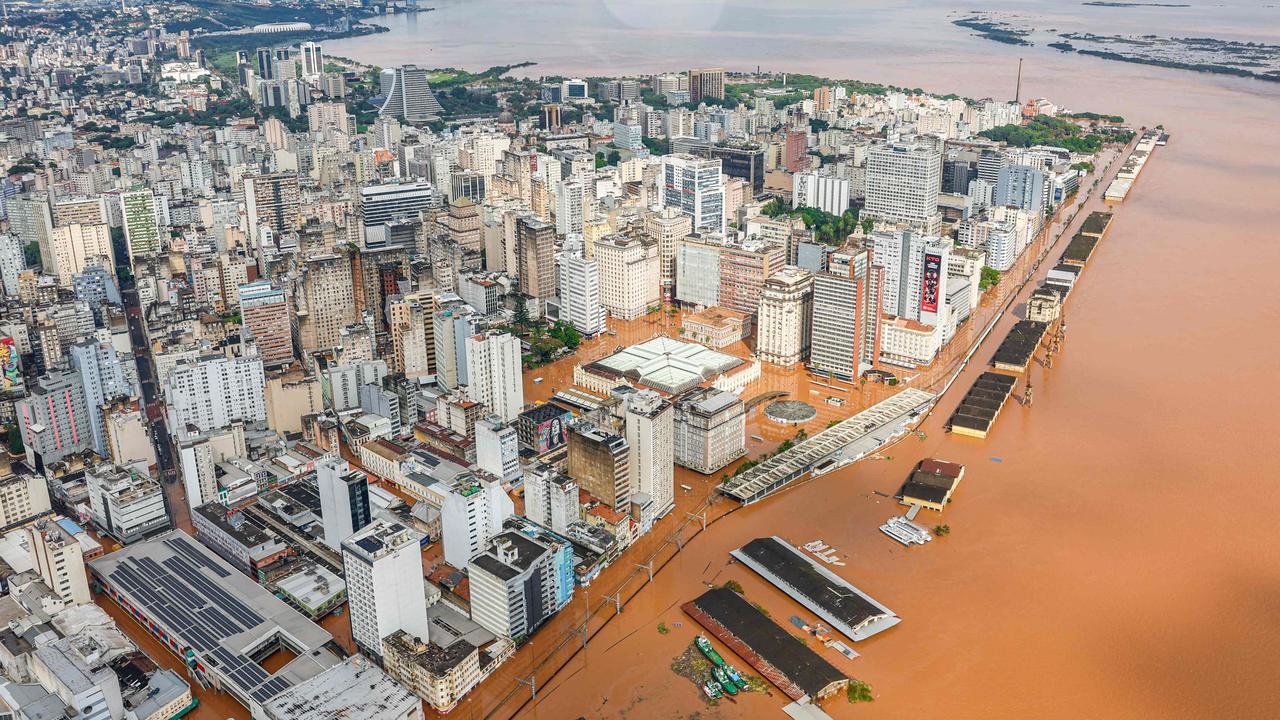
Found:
<box><xmin>334</xmin><ymin>4</ymin><xmax>1280</xmax><ymax>718</ymax></box>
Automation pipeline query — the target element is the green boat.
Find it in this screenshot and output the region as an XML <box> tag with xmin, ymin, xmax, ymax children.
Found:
<box><xmin>712</xmin><ymin>666</ymin><xmax>739</xmax><ymax>695</ymax></box>
<box><xmin>695</xmin><ymin>635</ymin><xmax>725</xmax><ymax>666</ymax></box>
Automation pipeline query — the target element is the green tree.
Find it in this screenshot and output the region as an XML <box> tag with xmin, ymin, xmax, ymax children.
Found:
<box><xmin>860</xmin><ymin>216</ymin><xmax>875</xmax><ymax>236</ymax></box>
<box><xmin>979</xmin><ymin>266</ymin><xmax>1001</xmax><ymax>290</ymax></box>
<box><xmin>934</xmin><ymin>524</ymin><xmax>951</xmax><ymax>537</ymax></box>
<box><xmin>514</xmin><ymin>295</ymin><xmax>531</xmax><ymax>326</ymax></box>
<box><xmin>606</xmin><ymin>150</ymin><xmax>621</xmax><ymax>166</ymax></box>
<box><xmin>595</xmin><ymin>152</ymin><xmax>607</xmax><ymax>169</ymax></box>
<box><xmin>846</xmin><ymin>680</ymin><xmax>874</xmax><ymax>703</ymax></box>
<box><xmin>6</xmin><ymin>426</ymin><xmax>22</xmax><ymax>456</ymax></box>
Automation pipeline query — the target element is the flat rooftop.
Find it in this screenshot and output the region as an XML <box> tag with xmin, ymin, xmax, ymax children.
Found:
<box><xmin>261</xmin><ymin>655</ymin><xmax>419</xmax><ymax>720</ymax></box>
<box><xmin>732</xmin><ymin>536</ymin><xmax>900</xmax><ymax>642</ymax></box>
<box><xmin>584</xmin><ymin>336</ymin><xmax>745</xmax><ymax>394</ymax></box>
<box><xmin>683</xmin><ymin>587</ymin><xmax>847</xmax><ymax>702</ymax></box>
<box><xmin>89</xmin><ymin>530</ymin><xmax>337</xmax><ymax>708</ymax></box>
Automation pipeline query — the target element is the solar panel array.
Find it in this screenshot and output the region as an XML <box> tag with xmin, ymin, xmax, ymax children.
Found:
<box><xmin>104</xmin><ymin>535</ymin><xmax>291</xmax><ymax>705</ymax></box>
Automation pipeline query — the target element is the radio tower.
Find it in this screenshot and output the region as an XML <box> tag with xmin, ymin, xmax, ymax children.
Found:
<box><xmin>1014</xmin><ymin>58</ymin><xmax>1023</xmax><ymax>104</ymax></box>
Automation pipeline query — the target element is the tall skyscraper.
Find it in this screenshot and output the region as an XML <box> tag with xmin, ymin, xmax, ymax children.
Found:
<box><xmin>643</xmin><ymin>207</ymin><xmax>693</xmax><ymax>301</ymax></box>
<box><xmin>555</xmin><ymin>178</ymin><xmax>588</xmax><ymax>237</ymax></box>
<box><xmin>594</xmin><ymin>235</ymin><xmax>660</xmax><ymax>321</ymax></box>
<box><xmin>16</xmin><ymin>369</ymin><xmax>92</xmax><ymax>472</ymax></box>
<box><xmin>566</xmin><ymin>422</ymin><xmax>630</xmax><ymax>511</ymax></box>
<box><xmin>120</xmin><ymin>189</ymin><xmax>161</xmax><ymax>260</ymax></box>
<box><xmin>68</xmin><ymin>338</ymin><xmax>137</xmax><ymax>459</ymax></box>
<box><xmin>783</xmin><ymin>128</ymin><xmax>809</xmax><ymax>173</ymax></box>
<box><xmin>299</xmin><ymin>41</ymin><xmax>324</xmax><ymax>78</ymax></box>
<box><xmin>756</xmin><ymin>265</ymin><xmax>814</xmax><ymax>365</ymax></box>
<box><xmin>994</xmin><ymin>164</ymin><xmax>1048</xmax><ymax>214</ymax></box>
<box><xmin>432</xmin><ymin>473</ymin><xmax>514</xmax><ymax>569</ymax></box>
<box><xmin>873</xmin><ymin>230</ymin><xmax>952</xmax><ymax>327</ymax></box>
<box><xmin>318</xmin><ymin>457</ymin><xmax>372</xmax><ymax>551</ymax></box>
<box><xmin>659</xmin><ymin>154</ymin><xmax>725</xmax><ymax>234</ymax></box>
<box><xmin>468</xmin><ymin>531</ymin><xmax>565</xmax><ymax>639</ymax></box>
<box><xmin>516</xmin><ymin>216</ymin><xmax>556</xmax><ymax>300</ymax></box>
<box><xmin>380</xmin><ymin>65</ymin><xmax>444</xmax><ymax>123</ymax></box>
<box><xmin>341</xmin><ymin>519</ymin><xmax>431</xmax><ymax>658</ymax></box>
<box><xmin>865</xmin><ymin>143</ymin><xmax>943</xmax><ymax>234</ymax></box>
<box><xmin>358</xmin><ymin>180</ymin><xmax>437</xmax><ymax>230</ymax></box>
<box><xmin>255</xmin><ymin>48</ymin><xmax>275</xmax><ymax>81</ymax></box>
<box><xmin>687</xmin><ymin>67</ymin><xmax>725</xmax><ymax>103</ymax></box>
<box><xmin>237</xmin><ymin>281</ymin><xmax>293</xmax><ymax>367</ymax></box>
<box><xmin>462</xmin><ymin>331</ymin><xmax>523</xmax><ymax>422</ymax></box>
<box><xmin>810</xmin><ymin>248</ymin><xmax>882</xmax><ymax>380</ymax></box>
<box><xmin>624</xmin><ymin>390</ymin><xmax>674</xmax><ymax>526</ymax></box>
<box><xmin>557</xmin><ymin>248</ymin><xmax>606</xmax><ymax>337</ymax></box>
<box><xmin>48</xmin><ymin>223</ymin><xmax>113</xmax><ymax>287</ymax></box>
<box><xmin>243</xmin><ymin>172</ymin><xmax>300</xmax><ymax>245</ymax></box>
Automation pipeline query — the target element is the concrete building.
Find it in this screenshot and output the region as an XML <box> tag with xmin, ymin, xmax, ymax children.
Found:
<box><xmin>687</xmin><ymin>67</ymin><xmax>725</xmax><ymax>103</ymax></box>
<box><xmin>810</xmin><ymin>248</ymin><xmax>882</xmax><ymax>381</ymax></box>
<box><xmin>995</xmin><ymin>164</ymin><xmax>1048</xmax><ymax>214</ymax></box>
<box><xmin>164</xmin><ymin>354</ymin><xmax>266</xmax><ymax>433</ymax></box>
<box><xmin>25</xmin><ymin>518</ymin><xmax>90</xmax><ymax>605</ymax></box>
<box><xmin>793</xmin><ymin>171</ymin><xmax>851</xmax><ymax>216</ymax></box>
<box><xmin>756</xmin><ymin>265</ymin><xmax>813</xmax><ymax>365</ymax></box>
<box><xmin>317</xmin><ymin>457</ymin><xmax>372</xmax><ymax>551</ymax></box>
<box><xmin>873</xmin><ymin>230</ymin><xmax>952</xmax><ymax>327</ymax></box>
<box><xmin>85</xmin><ymin>464</ymin><xmax>170</xmax><ymax>544</ymax></box>
<box><xmin>380</xmin><ymin>65</ymin><xmax>444</xmax><ymax>122</ymax></box>
<box><xmin>238</xmin><ymin>281</ymin><xmax>293</xmax><ymax>367</ymax></box>
<box><xmin>243</xmin><ymin>172</ymin><xmax>301</xmax><ymax>246</ymax></box>
<box><xmin>0</xmin><ymin>468</ymin><xmax>52</xmax><ymax>529</ymax></box>
<box><xmin>68</xmin><ymin>339</ymin><xmax>137</xmax><ymax>459</ymax></box>
<box><xmin>566</xmin><ymin>422</ymin><xmax>630</xmax><ymax>511</ymax></box>
<box><xmin>119</xmin><ymin>189</ymin><xmax>161</xmax><ymax>260</ymax></box>
<box><xmin>674</xmin><ymin>234</ymin><xmax>721</xmax><ymax>307</ymax></box>
<box><xmin>475</xmin><ymin>416</ymin><xmax>520</xmax><ymax>483</ymax></box>
<box><xmin>624</xmin><ymin>390</ymin><xmax>674</xmax><ymax>525</ymax></box>
<box><xmin>516</xmin><ymin>216</ymin><xmax>556</xmax><ymax>300</ymax></box>
<box><xmin>16</xmin><ymin>369</ymin><xmax>92</xmax><ymax>472</ymax></box>
<box><xmin>660</xmin><ymin>154</ymin><xmax>725</xmax><ymax>234</ymax></box>
<box><xmin>468</xmin><ymin>530</ymin><xmax>563</xmax><ymax>639</ymax></box>
<box><xmin>594</xmin><ymin>235</ymin><xmax>660</xmax><ymax>321</ymax></box>
<box><xmin>462</xmin><ymin>331</ymin><xmax>523</xmax><ymax>422</ymax></box>
<box><xmin>523</xmin><ymin>465</ymin><xmax>579</xmax><ymax>535</ymax></box>
<box><xmin>48</xmin><ymin>223</ymin><xmax>113</xmax><ymax>287</ymax></box>
<box><xmin>865</xmin><ymin>143</ymin><xmax>942</xmax><ymax>234</ymax></box>
<box><xmin>557</xmin><ymin>249</ymin><xmax>606</xmax><ymax>337</ymax></box>
<box><xmin>263</xmin><ymin>654</ymin><xmax>422</xmax><ymax>720</ymax></box>
<box><xmin>672</xmin><ymin>387</ymin><xmax>746</xmax><ymax>474</ymax></box>
<box><xmin>431</xmin><ymin>473</ymin><xmax>514</xmax><ymax>569</ymax></box>
<box><xmin>340</xmin><ymin>519</ymin><xmax>432</xmax><ymax>659</ymax></box>
<box><xmin>643</xmin><ymin>206</ymin><xmax>693</xmax><ymax>300</ymax></box>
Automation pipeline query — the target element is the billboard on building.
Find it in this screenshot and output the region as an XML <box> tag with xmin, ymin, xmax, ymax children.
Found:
<box><xmin>0</xmin><ymin>337</ymin><xmax>19</xmax><ymax>391</ymax></box>
<box><xmin>921</xmin><ymin>253</ymin><xmax>942</xmax><ymax>314</ymax></box>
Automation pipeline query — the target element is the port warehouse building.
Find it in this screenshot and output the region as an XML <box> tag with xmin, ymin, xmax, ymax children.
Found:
<box><xmin>720</xmin><ymin>389</ymin><xmax>934</xmax><ymax>505</ymax></box>
<box><xmin>683</xmin><ymin>587</ymin><xmax>848</xmax><ymax>702</ymax></box>
<box><xmin>89</xmin><ymin>530</ymin><xmax>343</xmax><ymax>717</ymax></box>
<box><xmin>731</xmin><ymin>537</ymin><xmax>900</xmax><ymax>642</ymax></box>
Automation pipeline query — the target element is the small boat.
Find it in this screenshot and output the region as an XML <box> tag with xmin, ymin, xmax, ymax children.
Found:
<box><xmin>695</xmin><ymin>635</ymin><xmax>725</xmax><ymax>666</ymax></box>
<box><xmin>702</xmin><ymin>682</ymin><xmax>721</xmax><ymax>699</ymax></box>
<box><xmin>712</xmin><ymin>666</ymin><xmax>739</xmax><ymax>695</ymax></box>
<box><xmin>725</xmin><ymin>665</ymin><xmax>743</xmax><ymax>685</ymax></box>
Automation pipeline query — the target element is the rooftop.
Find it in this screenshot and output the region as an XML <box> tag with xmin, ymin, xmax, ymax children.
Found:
<box><xmin>585</xmin><ymin>336</ymin><xmax>745</xmax><ymax>395</ymax></box>
<box><xmin>262</xmin><ymin>655</ymin><xmax>419</xmax><ymax>720</ymax></box>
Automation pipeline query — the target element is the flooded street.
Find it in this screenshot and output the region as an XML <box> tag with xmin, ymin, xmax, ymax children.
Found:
<box><xmin>336</xmin><ymin>3</ymin><xmax>1280</xmax><ymax>718</ymax></box>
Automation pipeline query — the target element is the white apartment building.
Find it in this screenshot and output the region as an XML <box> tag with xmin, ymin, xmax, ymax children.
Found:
<box><xmin>793</xmin><ymin>171</ymin><xmax>851</xmax><ymax>216</ymax></box>
<box><xmin>672</xmin><ymin>387</ymin><xmax>746</xmax><ymax>474</ymax></box>
<box><xmin>85</xmin><ymin>464</ymin><xmax>169</xmax><ymax>544</ymax></box>
<box><xmin>49</xmin><ymin>222</ymin><xmax>113</xmax><ymax>287</ymax></box>
<box><xmin>865</xmin><ymin>143</ymin><xmax>942</xmax><ymax>234</ymax></box>
<box><xmin>164</xmin><ymin>354</ymin><xmax>266</xmax><ymax>433</ymax></box>
<box><xmin>756</xmin><ymin>266</ymin><xmax>813</xmax><ymax>366</ymax></box>
<box><xmin>556</xmin><ymin>250</ymin><xmax>606</xmax><ymax>337</ymax></box>
<box><xmin>342</xmin><ymin>519</ymin><xmax>432</xmax><ymax>658</ymax></box>
<box><xmin>0</xmin><ymin>470</ymin><xmax>52</xmax><ymax>528</ymax></box>
<box><xmin>595</xmin><ymin>235</ymin><xmax>660</xmax><ymax>320</ymax></box>
<box><xmin>475</xmin><ymin>416</ymin><xmax>521</xmax><ymax>483</ymax></box>
<box><xmin>624</xmin><ymin>390</ymin><xmax>674</xmax><ymax>526</ymax></box>
<box><xmin>430</xmin><ymin>473</ymin><xmax>514</xmax><ymax>569</ymax></box>
<box><xmin>462</xmin><ymin>331</ymin><xmax>523</xmax><ymax>422</ymax></box>
<box><xmin>523</xmin><ymin>465</ymin><xmax>579</xmax><ymax>535</ymax></box>
<box><xmin>555</xmin><ymin>177</ymin><xmax>589</xmax><ymax>237</ymax></box>
<box><xmin>873</xmin><ymin>230</ymin><xmax>952</xmax><ymax>327</ymax></box>
<box><xmin>25</xmin><ymin>519</ymin><xmax>91</xmax><ymax>605</ymax></box>
<box><xmin>318</xmin><ymin>457</ymin><xmax>372</xmax><ymax>551</ymax></box>
<box><xmin>468</xmin><ymin>531</ymin><xmax>559</xmax><ymax>640</ymax></box>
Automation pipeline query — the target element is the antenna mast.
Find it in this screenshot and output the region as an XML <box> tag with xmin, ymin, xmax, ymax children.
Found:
<box><xmin>1015</xmin><ymin>58</ymin><xmax>1023</xmax><ymax>104</ymax></box>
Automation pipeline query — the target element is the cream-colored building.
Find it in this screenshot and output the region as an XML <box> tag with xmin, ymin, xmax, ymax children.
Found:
<box><xmin>26</xmin><ymin>518</ymin><xmax>91</xmax><ymax>605</ymax></box>
<box><xmin>594</xmin><ymin>234</ymin><xmax>660</xmax><ymax>321</ymax></box>
<box><xmin>0</xmin><ymin>465</ymin><xmax>52</xmax><ymax>529</ymax></box>
<box><xmin>642</xmin><ymin>206</ymin><xmax>692</xmax><ymax>298</ymax></box>
<box><xmin>756</xmin><ymin>265</ymin><xmax>813</xmax><ymax>365</ymax></box>
<box><xmin>49</xmin><ymin>222</ymin><xmax>113</xmax><ymax>286</ymax></box>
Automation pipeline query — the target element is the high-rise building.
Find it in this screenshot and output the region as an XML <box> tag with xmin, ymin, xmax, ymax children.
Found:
<box><xmin>660</xmin><ymin>154</ymin><xmax>725</xmax><ymax>234</ymax></box>
<box><xmin>516</xmin><ymin>216</ymin><xmax>556</xmax><ymax>300</ymax></box>
<box><xmin>674</xmin><ymin>233</ymin><xmax>722</xmax><ymax>308</ymax></box>
<box><xmin>865</xmin><ymin>143</ymin><xmax>942</xmax><ymax>234</ymax></box>
<box><xmin>255</xmin><ymin>48</ymin><xmax>275</xmax><ymax>81</ymax></box>
<box><xmin>541</xmin><ymin>103</ymin><xmax>561</xmax><ymax>131</ymax></box>
<box><xmin>468</xmin><ymin>530</ymin><xmax>566</xmax><ymax>639</ymax></box>
<box><xmin>717</xmin><ymin>237</ymin><xmax>787</xmax><ymax>316</ymax></box>
<box><xmin>756</xmin><ymin>265</ymin><xmax>814</xmax><ymax>365</ymax></box>
<box><xmin>26</xmin><ymin>519</ymin><xmax>90</xmax><ymax>605</ymax></box>
<box><xmin>793</xmin><ymin>171</ymin><xmax>851</xmax><ymax>216</ymax></box>
<box><xmin>359</xmin><ymin>180</ymin><xmax>437</xmax><ymax>230</ymax></box>
<box><xmin>566</xmin><ymin>422</ymin><xmax>630</xmax><ymax>511</ymax></box>
<box><xmin>120</xmin><ymin>189</ymin><xmax>161</xmax><ymax>260</ymax></box>
<box><xmin>462</xmin><ymin>331</ymin><xmax>523</xmax><ymax>422</ymax></box>
<box><xmin>873</xmin><ymin>230</ymin><xmax>952</xmax><ymax>327</ymax></box>
<box><xmin>48</xmin><ymin>223</ymin><xmax>113</xmax><ymax>287</ymax></box>
<box><xmin>994</xmin><ymin>164</ymin><xmax>1048</xmax><ymax>214</ymax></box>
<box><xmin>687</xmin><ymin>67</ymin><xmax>725</xmax><ymax>103</ymax></box>
<box><xmin>68</xmin><ymin>339</ymin><xmax>137</xmax><ymax>458</ymax></box>
<box><xmin>299</xmin><ymin>41</ymin><xmax>324</xmax><ymax>78</ymax></box>
<box><xmin>672</xmin><ymin>387</ymin><xmax>746</xmax><ymax>474</ymax></box>
<box><xmin>708</xmin><ymin>142</ymin><xmax>766</xmax><ymax>194</ymax></box>
<box><xmin>238</xmin><ymin>281</ymin><xmax>293</xmax><ymax>367</ymax></box>
<box><xmin>475</xmin><ymin>415</ymin><xmax>521</xmax><ymax>483</ymax></box>
<box><xmin>624</xmin><ymin>390</ymin><xmax>674</xmax><ymax>526</ymax></box>
<box><xmin>298</xmin><ymin>253</ymin><xmax>356</xmax><ymax>352</ymax></box>
<box><xmin>380</xmin><ymin>65</ymin><xmax>445</xmax><ymax>123</ymax></box>
<box><xmin>555</xmin><ymin>178</ymin><xmax>589</xmax><ymax>237</ymax></box>
<box><xmin>341</xmin><ymin>519</ymin><xmax>432</xmax><ymax>658</ymax></box>
<box><xmin>0</xmin><ymin>233</ymin><xmax>25</xmax><ymax>297</ymax></box>
<box><xmin>783</xmin><ymin>129</ymin><xmax>809</xmax><ymax>173</ymax></box>
<box><xmin>810</xmin><ymin>248</ymin><xmax>882</xmax><ymax>380</ymax></box>
<box><xmin>523</xmin><ymin>465</ymin><xmax>578</xmax><ymax>534</ymax></box>
<box><xmin>16</xmin><ymin>369</ymin><xmax>92</xmax><ymax>472</ymax></box>
<box><xmin>556</xmin><ymin>249</ymin><xmax>606</xmax><ymax>337</ymax></box>
<box><xmin>594</xmin><ymin>235</ymin><xmax>660</xmax><ymax>320</ymax></box>
<box><xmin>85</xmin><ymin>463</ymin><xmax>169</xmax><ymax>544</ymax></box>
<box><xmin>389</xmin><ymin>290</ymin><xmax>436</xmax><ymax>379</ymax></box>
<box><xmin>177</xmin><ymin>424</ymin><xmax>247</xmax><ymax>512</ymax></box>
<box><xmin>433</xmin><ymin>301</ymin><xmax>480</xmax><ymax>390</ymax></box>
<box><xmin>318</xmin><ymin>457</ymin><xmax>372</xmax><ymax>550</ymax></box>
<box><xmin>243</xmin><ymin>172</ymin><xmax>300</xmax><ymax>244</ymax></box>
<box><xmin>431</xmin><ymin>473</ymin><xmax>514</xmax><ymax>569</ymax></box>
<box><xmin>643</xmin><ymin>207</ymin><xmax>693</xmax><ymax>300</ymax></box>
<box><xmin>164</xmin><ymin>353</ymin><xmax>266</xmax><ymax>433</ymax></box>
